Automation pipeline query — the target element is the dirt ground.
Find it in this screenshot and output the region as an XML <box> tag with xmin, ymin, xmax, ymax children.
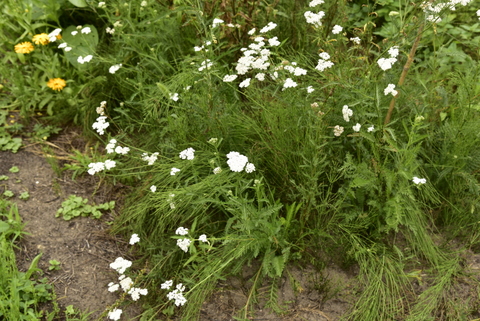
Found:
<box><xmin>3</xmin><ymin>128</ymin><xmax>480</xmax><ymax>321</ymax></box>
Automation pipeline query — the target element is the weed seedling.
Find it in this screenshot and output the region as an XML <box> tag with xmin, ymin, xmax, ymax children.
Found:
<box><xmin>48</xmin><ymin>259</ymin><xmax>61</xmax><ymax>271</ymax></box>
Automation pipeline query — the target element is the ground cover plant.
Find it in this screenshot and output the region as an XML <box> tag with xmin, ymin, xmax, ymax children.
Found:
<box><xmin>2</xmin><ymin>0</ymin><xmax>480</xmax><ymax>320</ymax></box>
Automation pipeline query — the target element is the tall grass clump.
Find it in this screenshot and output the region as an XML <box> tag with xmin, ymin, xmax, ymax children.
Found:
<box><xmin>3</xmin><ymin>0</ymin><xmax>480</xmax><ymax>320</ymax></box>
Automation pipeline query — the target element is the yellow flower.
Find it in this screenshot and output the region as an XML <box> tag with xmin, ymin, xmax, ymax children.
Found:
<box><xmin>47</xmin><ymin>78</ymin><xmax>67</xmax><ymax>91</ymax></box>
<box><xmin>14</xmin><ymin>42</ymin><xmax>34</xmax><ymax>54</ymax></box>
<box><xmin>32</xmin><ymin>33</ymin><xmax>50</xmax><ymax>45</ymax></box>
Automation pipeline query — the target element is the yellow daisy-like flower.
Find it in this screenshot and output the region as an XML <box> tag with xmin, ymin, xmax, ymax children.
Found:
<box><xmin>14</xmin><ymin>42</ymin><xmax>34</xmax><ymax>54</ymax></box>
<box><xmin>47</xmin><ymin>78</ymin><xmax>67</xmax><ymax>91</ymax></box>
<box><xmin>32</xmin><ymin>33</ymin><xmax>50</xmax><ymax>45</ymax></box>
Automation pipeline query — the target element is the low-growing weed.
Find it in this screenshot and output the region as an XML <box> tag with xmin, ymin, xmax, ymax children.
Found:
<box><xmin>56</xmin><ymin>195</ymin><xmax>115</xmax><ymax>220</ymax></box>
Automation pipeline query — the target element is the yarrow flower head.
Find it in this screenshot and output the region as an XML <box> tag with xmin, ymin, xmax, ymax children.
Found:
<box><xmin>47</xmin><ymin>78</ymin><xmax>67</xmax><ymax>91</ymax></box>
<box><xmin>109</xmin><ymin>64</ymin><xmax>122</xmax><ymax>74</ymax></box>
<box><xmin>212</xmin><ymin>18</ymin><xmax>224</xmax><ymax>28</ymax></box>
<box><xmin>226</xmin><ymin>151</ymin><xmax>249</xmax><ymax>172</ymax></box>
<box><xmin>77</xmin><ymin>55</ymin><xmax>93</xmax><ymax>64</ymax></box>
<box><xmin>142</xmin><ymin>152</ymin><xmax>159</xmax><ymax>165</ymax></box>
<box><xmin>304</xmin><ymin>11</ymin><xmax>325</xmax><ymax>27</ymax></box>
<box><xmin>14</xmin><ymin>42</ymin><xmax>34</xmax><ymax>54</ymax></box>
<box><xmin>198</xmin><ymin>234</ymin><xmax>208</xmax><ymax>243</ymax></box>
<box><xmin>108</xmin><ymin>282</ymin><xmax>120</xmax><ymax>292</ymax></box>
<box><xmin>342</xmin><ymin>105</ymin><xmax>353</xmax><ymax>122</ymax></box>
<box><xmin>384</xmin><ymin>83</ymin><xmax>398</xmax><ymax>96</ymax></box>
<box><xmin>161</xmin><ymin>280</ymin><xmax>173</xmax><ymax>289</ymax></box>
<box><xmin>239</xmin><ymin>78</ymin><xmax>251</xmax><ymax>88</ymax></box>
<box><xmin>353</xmin><ymin>123</ymin><xmax>361</xmax><ymax>132</ymax></box>
<box><xmin>108</xmin><ymin>308</ymin><xmax>122</xmax><ymax>321</ymax></box>
<box><xmin>48</xmin><ymin>28</ymin><xmax>62</xmax><ymax>42</ymax></box>
<box><xmin>175</xmin><ymin>227</ymin><xmax>189</xmax><ymax>235</ymax></box>
<box><xmin>377</xmin><ymin>57</ymin><xmax>397</xmax><ymax>71</ymax></box>
<box><xmin>412</xmin><ymin>176</ymin><xmax>427</xmax><ymax>185</ymax></box>
<box><xmin>32</xmin><ymin>33</ymin><xmax>50</xmax><ymax>45</ymax></box>
<box><xmin>176</xmin><ymin>238</ymin><xmax>191</xmax><ymax>252</ymax></box>
<box><xmin>350</xmin><ymin>37</ymin><xmax>361</xmax><ymax>44</ymax></box>
<box><xmin>367</xmin><ymin>125</ymin><xmax>375</xmax><ymax>132</ymax></box>
<box><xmin>92</xmin><ymin>116</ymin><xmax>109</xmax><ymax>135</ymax></box>
<box><xmin>388</xmin><ymin>46</ymin><xmax>399</xmax><ymax>58</ymax></box>
<box><xmin>333</xmin><ymin>125</ymin><xmax>344</xmax><ymax>137</ymax></box>
<box><xmin>223</xmin><ymin>74</ymin><xmax>238</xmax><ymax>82</ymax></box>
<box><xmin>129</xmin><ymin>233</ymin><xmax>140</xmax><ymax>245</ymax></box>
<box><xmin>309</xmin><ymin>0</ymin><xmax>324</xmax><ymax>6</ymax></box>
<box><xmin>283</xmin><ymin>78</ymin><xmax>297</xmax><ymax>90</ymax></box>
<box><xmin>119</xmin><ymin>275</ymin><xmax>133</xmax><ymax>292</ymax></box>
<box><xmin>179</xmin><ymin>147</ymin><xmax>195</xmax><ymax>160</ymax></box>
<box><xmin>170</xmin><ymin>167</ymin><xmax>181</xmax><ymax>175</ymax></box>
<box><xmin>128</xmin><ymin>287</ymin><xmax>148</xmax><ymax>301</ymax></box>
<box><xmin>81</xmin><ymin>27</ymin><xmax>91</xmax><ymax>34</ymax></box>
<box><xmin>259</xmin><ymin>22</ymin><xmax>277</xmax><ymax>33</ymax></box>
<box><xmin>150</xmin><ymin>185</ymin><xmax>157</xmax><ymax>192</ymax></box>
<box><xmin>109</xmin><ymin>257</ymin><xmax>132</xmax><ymax>274</ymax></box>
<box><xmin>332</xmin><ymin>25</ymin><xmax>343</xmax><ymax>34</ymax></box>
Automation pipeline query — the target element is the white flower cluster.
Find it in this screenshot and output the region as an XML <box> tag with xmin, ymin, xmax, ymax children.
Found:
<box><xmin>98</xmin><ymin>2</ymin><xmax>106</xmax><ymax>8</ymax></box>
<box><xmin>128</xmin><ymin>287</ymin><xmax>148</xmax><ymax>301</ymax></box>
<box><xmin>198</xmin><ymin>59</ymin><xmax>213</xmax><ymax>71</ymax></box>
<box><xmin>353</xmin><ymin>123</ymin><xmax>361</xmax><ymax>132</ymax></box>
<box><xmin>129</xmin><ymin>233</ymin><xmax>140</xmax><ymax>245</ymax></box>
<box><xmin>175</xmin><ymin>227</ymin><xmax>189</xmax><ymax>235</ymax></box>
<box><xmin>333</xmin><ymin>125</ymin><xmax>344</xmax><ymax>137</ymax></box>
<box><xmin>150</xmin><ymin>185</ymin><xmax>157</xmax><ymax>192</ymax></box>
<box><xmin>170</xmin><ymin>167</ymin><xmax>181</xmax><ymax>175</ymax></box>
<box><xmin>342</xmin><ymin>105</ymin><xmax>353</xmax><ymax>122</ymax></box>
<box><xmin>109</xmin><ymin>64</ymin><xmax>122</xmax><ymax>74</ymax></box>
<box><xmin>260</xmin><ymin>22</ymin><xmax>277</xmax><ymax>33</ymax></box>
<box><xmin>423</xmin><ymin>0</ymin><xmax>472</xmax><ymax>22</ymax></box>
<box><xmin>106</xmin><ymin>139</ymin><xmax>130</xmax><ymax>155</ymax></box>
<box><xmin>309</xmin><ymin>0</ymin><xmax>324</xmax><ymax>6</ymax></box>
<box><xmin>304</xmin><ymin>11</ymin><xmax>325</xmax><ymax>28</ymax></box>
<box><xmin>77</xmin><ymin>55</ymin><xmax>93</xmax><ymax>64</ymax></box>
<box><xmin>87</xmin><ymin>159</ymin><xmax>116</xmax><ymax>175</ymax></box>
<box><xmin>107</xmin><ymin>237</ymin><xmax>148</xmax><ymax>308</ymax></box>
<box><xmin>412</xmin><ymin>176</ymin><xmax>427</xmax><ymax>184</ymax></box>
<box><xmin>48</xmin><ymin>28</ymin><xmax>62</xmax><ymax>42</ymax></box>
<box><xmin>350</xmin><ymin>37</ymin><xmax>361</xmax><ymax>44</ymax></box>
<box><xmin>284</xmin><ymin>62</ymin><xmax>307</xmax><ymax>76</ymax></box>
<box><xmin>283</xmin><ymin>78</ymin><xmax>297</xmax><ymax>90</ymax></box>
<box><xmin>177</xmin><ymin>238</ymin><xmax>191</xmax><ymax>252</ymax></box>
<box><xmin>92</xmin><ymin>116</ymin><xmax>109</xmax><ymax>135</ymax></box>
<box><xmin>226</xmin><ymin>151</ymin><xmax>255</xmax><ymax>173</ymax></box>
<box><xmin>384</xmin><ymin>83</ymin><xmax>398</xmax><ymax>96</ymax></box>
<box><xmin>107</xmin><ymin>308</ymin><xmax>122</xmax><ymax>321</ymax></box>
<box><xmin>179</xmin><ymin>147</ymin><xmax>195</xmax><ymax>160</ymax></box>
<box><xmin>142</xmin><ymin>152</ymin><xmax>159</xmax><ymax>165</ymax></box>
<box><xmin>162</xmin><ymin>281</ymin><xmax>187</xmax><ymax>306</ymax></box>
<box><xmin>81</xmin><ymin>26</ymin><xmax>91</xmax><ymax>34</ymax></box>
<box><xmin>168</xmin><ymin>193</ymin><xmax>176</xmax><ymax>209</ymax></box>
<box><xmin>223</xmin><ymin>74</ymin><xmax>238</xmax><ymax>82</ymax></box>
<box><xmin>332</xmin><ymin>25</ymin><xmax>343</xmax><ymax>34</ymax></box>
<box><xmin>377</xmin><ymin>46</ymin><xmax>399</xmax><ymax>71</ymax></box>
<box><xmin>316</xmin><ymin>51</ymin><xmax>334</xmax><ymax>72</ymax></box>
<box><xmin>110</xmin><ymin>257</ymin><xmax>132</xmax><ymax>274</ymax></box>
<box><xmin>58</xmin><ymin>42</ymin><xmax>72</xmax><ymax>52</ymax></box>
<box><xmin>169</xmin><ymin>92</ymin><xmax>179</xmax><ymax>101</ymax></box>
<box><xmin>96</xmin><ymin>100</ymin><xmax>106</xmax><ymax>115</ymax></box>
<box><xmin>212</xmin><ymin>18</ymin><xmax>224</xmax><ymax>28</ymax></box>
